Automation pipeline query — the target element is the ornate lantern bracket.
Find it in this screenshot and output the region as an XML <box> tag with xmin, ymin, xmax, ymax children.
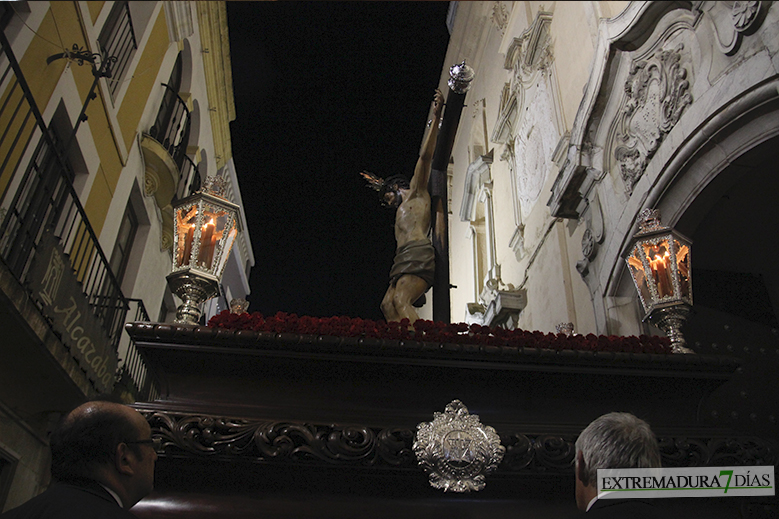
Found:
<box><xmin>625</xmin><ymin>208</ymin><xmax>694</xmax><ymax>353</ymax></box>
<box><xmin>167</xmin><ymin>176</ymin><xmax>240</xmax><ymax>325</ymax></box>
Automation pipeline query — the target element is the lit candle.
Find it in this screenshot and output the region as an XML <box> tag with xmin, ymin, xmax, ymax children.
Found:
<box><xmin>206</xmin><ymin>234</ymin><xmax>217</xmax><ymax>269</ymax></box>
<box><xmin>198</xmin><ymin>220</ymin><xmax>215</xmax><ymax>268</ymax></box>
<box><xmin>651</xmin><ymin>252</ymin><xmax>672</xmax><ymax>298</ymax></box>
<box><xmin>180</xmin><ymin>225</ymin><xmax>194</xmax><ymax>267</ymax></box>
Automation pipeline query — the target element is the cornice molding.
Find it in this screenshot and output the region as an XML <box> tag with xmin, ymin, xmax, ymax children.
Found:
<box><xmin>125</xmin><ymin>322</ymin><xmax>741</xmax><ymax>378</ymax></box>
<box><xmin>196</xmin><ymin>1</ymin><xmax>235</xmax><ymax>170</ymax></box>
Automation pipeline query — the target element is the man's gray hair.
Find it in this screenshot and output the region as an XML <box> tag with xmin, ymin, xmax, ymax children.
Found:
<box><xmin>575</xmin><ymin>412</ymin><xmax>661</xmax><ymax>485</ymax></box>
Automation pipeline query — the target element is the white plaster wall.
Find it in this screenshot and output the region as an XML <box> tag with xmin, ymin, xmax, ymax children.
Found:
<box><xmin>441</xmin><ymin>1</ymin><xmax>623</xmax><ymax>332</ymax></box>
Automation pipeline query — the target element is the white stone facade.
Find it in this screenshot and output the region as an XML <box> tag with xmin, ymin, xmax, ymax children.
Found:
<box><xmin>432</xmin><ymin>1</ymin><xmax>779</xmax><ymax>337</ymax></box>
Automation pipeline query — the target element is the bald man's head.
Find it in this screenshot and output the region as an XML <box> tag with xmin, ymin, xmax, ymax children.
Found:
<box><xmin>49</xmin><ymin>400</ymin><xmax>147</xmax><ymax>482</ymax></box>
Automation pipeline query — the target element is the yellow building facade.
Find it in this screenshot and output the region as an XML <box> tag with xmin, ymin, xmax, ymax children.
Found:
<box><xmin>0</xmin><ymin>1</ymin><xmax>253</xmax><ymax>509</ymax></box>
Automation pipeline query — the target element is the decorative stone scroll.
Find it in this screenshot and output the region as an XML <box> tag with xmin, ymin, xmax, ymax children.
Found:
<box><xmin>613</xmin><ymin>44</ymin><xmax>692</xmax><ymax>195</ymax></box>
<box><xmin>491</xmin><ymin>9</ymin><xmax>559</xmax><ymax>249</ymax></box>
<box><xmin>491</xmin><ymin>1</ymin><xmax>510</xmax><ymax>35</ymax></box>
<box><xmin>709</xmin><ymin>1</ymin><xmax>766</xmax><ymax>56</ymax></box>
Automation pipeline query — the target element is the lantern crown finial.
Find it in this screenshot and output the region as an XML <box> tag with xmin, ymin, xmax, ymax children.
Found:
<box><xmin>203</xmin><ymin>175</ymin><xmax>229</xmax><ymax>198</ymax></box>
<box><xmin>636</xmin><ymin>208</ymin><xmax>666</xmax><ymax>234</ymax></box>
<box><xmin>448</xmin><ymin>60</ymin><xmax>475</xmax><ymax>94</ymax></box>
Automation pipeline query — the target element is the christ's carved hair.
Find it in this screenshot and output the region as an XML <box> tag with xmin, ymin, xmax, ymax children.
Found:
<box><xmin>381</xmin><ymin>175</ymin><xmax>410</xmax><ymax>195</ymax></box>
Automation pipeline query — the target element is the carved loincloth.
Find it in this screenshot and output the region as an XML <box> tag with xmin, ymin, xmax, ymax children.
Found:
<box><xmin>389</xmin><ymin>238</ymin><xmax>435</xmax><ymax>287</ymax></box>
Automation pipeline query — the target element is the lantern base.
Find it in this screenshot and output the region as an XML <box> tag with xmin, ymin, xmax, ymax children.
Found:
<box><xmin>166</xmin><ymin>269</ymin><xmax>220</xmax><ymax>325</ymax></box>
<box><xmin>646</xmin><ymin>303</ymin><xmax>695</xmax><ymax>354</ymax></box>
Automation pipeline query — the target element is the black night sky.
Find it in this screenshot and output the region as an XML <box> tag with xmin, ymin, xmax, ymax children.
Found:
<box><xmin>227</xmin><ymin>1</ymin><xmax>452</xmax><ymax>320</ymax></box>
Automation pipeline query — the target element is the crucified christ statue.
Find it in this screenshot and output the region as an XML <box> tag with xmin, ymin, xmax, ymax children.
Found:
<box><xmin>361</xmin><ymin>88</ymin><xmax>444</xmax><ymax>324</ymax></box>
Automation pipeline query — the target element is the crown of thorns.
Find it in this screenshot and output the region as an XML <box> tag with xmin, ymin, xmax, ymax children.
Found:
<box><xmin>360</xmin><ymin>171</ymin><xmax>409</xmax><ymax>193</ymax></box>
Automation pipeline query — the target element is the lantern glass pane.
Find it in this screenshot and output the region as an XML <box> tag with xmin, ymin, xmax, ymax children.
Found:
<box><xmin>198</xmin><ymin>207</ymin><xmax>222</xmax><ymax>270</ymax></box>
<box><xmin>642</xmin><ymin>238</ymin><xmax>674</xmax><ymax>299</ymax></box>
<box><xmin>175</xmin><ymin>203</ymin><xmax>199</xmax><ymax>268</ymax></box>
<box><xmin>627</xmin><ymin>246</ymin><xmax>652</xmax><ymax>311</ymax></box>
<box><xmin>675</xmin><ymin>239</ymin><xmax>691</xmax><ymax>301</ymax></box>
<box><xmin>196</xmin><ymin>203</ymin><xmax>235</xmax><ymax>272</ymax></box>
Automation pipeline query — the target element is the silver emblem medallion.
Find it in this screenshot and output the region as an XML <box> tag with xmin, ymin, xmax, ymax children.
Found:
<box><xmin>413</xmin><ymin>400</ymin><xmax>505</xmax><ymax>492</ymax></box>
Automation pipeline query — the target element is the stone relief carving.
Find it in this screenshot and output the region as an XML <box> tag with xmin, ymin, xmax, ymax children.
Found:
<box><xmin>144</xmin><ymin>171</ymin><xmax>158</xmax><ymax>197</ymax></box>
<box><xmin>503</xmin><ymin>11</ymin><xmax>554</xmax><ymax>80</ymax></box>
<box><xmin>160</xmin><ymin>227</ymin><xmax>173</xmax><ymax>251</ymax></box>
<box><xmin>492</xmin><ymin>11</ymin><xmax>557</xmax><ymax>257</ymax></box>
<box><xmin>707</xmin><ymin>1</ymin><xmax>766</xmax><ymax>55</ymax></box>
<box><xmin>491</xmin><ymin>2</ymin><xmax>510</xmax><ymax>35</ymax></box>
<box><xmin>575</xmin><ymin>192</ymin><xmax>605</xmax><ymax>280</ymax></box>
<box><xmin>513</xmin><ymin>78</ymin><xmax>557</xmax><ymax>205</ymax></box>
<box><xmin>732</xmin><ymin>1</ymin><xmax>761</xmax><ymax>30</ymax></box>
<box><xmin>581</xmin><ymin>229</ymin><xmax>596</xmax><ymax>261</ymax></box>
<box><xmin>493</xmin><ymin>11</ymin><xmax>554</xmax><ymax>146</ymax></box>
<box><xmin>613</xmin><ymin>44</ymin><xmax>692</xmax><ymax>195</ymax></box>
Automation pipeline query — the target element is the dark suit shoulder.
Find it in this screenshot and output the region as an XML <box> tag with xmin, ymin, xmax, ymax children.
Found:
<box><xmin>583</xmin><ymin>499</ymin><xmax>660</xmax><ymax>518</ymax></box>
<box><xmin>1</xmin><ymin>482</ymin><xmax>136</xmax><ymax>519</ymax></box>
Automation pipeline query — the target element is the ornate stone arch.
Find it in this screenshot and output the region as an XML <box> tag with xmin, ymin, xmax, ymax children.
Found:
<box><xmin>607</xmin><ymin>79</ymin><xmax>779</xmax><ymax>335</ymax></box>
<box><xmin>548</xmin><ymin>1</ymin><xmax>778</xmax><ymax>335</ymax></box>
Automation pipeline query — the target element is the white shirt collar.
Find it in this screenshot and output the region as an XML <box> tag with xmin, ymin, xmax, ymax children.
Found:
<box><xmin>99</xmin><ymin>484</ymin><xmax>124</xmax><ymax>508</ymax></box>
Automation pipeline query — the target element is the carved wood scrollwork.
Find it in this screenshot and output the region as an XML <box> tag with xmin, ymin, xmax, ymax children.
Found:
<box><xmin>532</xmin><ymin>435</ymin><xmax>578</xmax><ymax>471</ymax></box>
<box><xmin>142</xmin><ymin>410</ymin><xmax>777</xmax><ymax>475</ymax></box>
<box><xmin>658</xmin><ymin>436</ymin><xmax>777</xmax><ymax>467</ymax></box>
<box><xmin>144</xmin><ymin>411</ymin><xmax>417</xmax><ymax>467</ymax></box>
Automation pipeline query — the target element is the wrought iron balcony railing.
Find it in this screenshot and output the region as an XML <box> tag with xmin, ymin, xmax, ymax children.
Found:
<box><xmin>98</xmin><ymin>0</ymin><xmax>137</xmax><ymax>100</ymax></box>
<box><xmin>0</xmin><ymin>28</ymin><xmax>154</xmax><ymax>400</ymax></box>
<box><xmin>119</xmin><ymin>299</ymin><xmax>158</xmax><ymax>401</ymax></box>
<box><xmin>148</xmin><ymin>83</ymin><xmax>191</xmax><ymax>174</ymax></box>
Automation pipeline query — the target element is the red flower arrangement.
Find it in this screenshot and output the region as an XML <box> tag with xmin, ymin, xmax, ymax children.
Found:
<box><xmin>207</xmin><ymin>310</ymin><xmax>672</xmax><ymax>354</ymax></box>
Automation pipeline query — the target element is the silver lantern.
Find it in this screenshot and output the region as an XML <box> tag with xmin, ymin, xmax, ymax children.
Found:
<box><xmin>166</xmin><ymin>176</ymin><xmax>240</xmax><ymax>325</ymax></box>
<box><xmin>625</xmin><ymin>208</ymin><xmax>694</xmax><ymax>353</ymax></box>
